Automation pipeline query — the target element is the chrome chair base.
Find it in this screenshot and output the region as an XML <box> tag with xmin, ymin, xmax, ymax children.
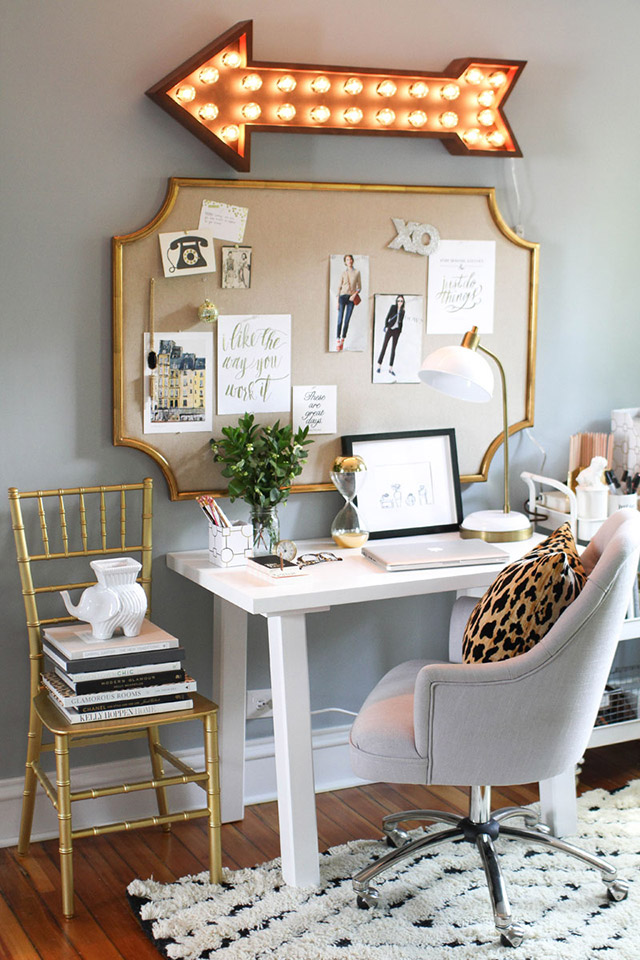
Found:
<box><xmin>352</xmin><ymin>787</ymin><xmax>628</xmax><ymax>948</ymax></box>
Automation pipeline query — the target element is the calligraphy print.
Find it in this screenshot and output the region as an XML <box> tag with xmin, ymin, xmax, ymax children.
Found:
<box><xmin>217</xmin><ymin>315</ymin><xmax>291</xmax><ymax>415</ymax></box>
<box><xmin>426</xmin><ymin>240</ymin><xmax>496</xmax><ymax>334</ymax></box>
<box><xmin>292</xmin><ymin>386</ymin><xmax>337</xmax><ymax>435</ymax></box>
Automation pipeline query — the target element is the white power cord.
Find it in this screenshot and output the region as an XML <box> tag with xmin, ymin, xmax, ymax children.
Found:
<box><xmin>507</xmin><ymin>157</ymin><xmax>526</xmax><ymax>238</ymax></box>
<box><xmin>525</xmin><ymin>428</ymin><xmax>547</xmax><ymax>475</ymax></box>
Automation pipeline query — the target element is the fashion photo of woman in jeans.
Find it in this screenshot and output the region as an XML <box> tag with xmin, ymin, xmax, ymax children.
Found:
<box><xmin>335</xmin><ymin>254</ymin><xmax>361</xmax><ymax>351</ymax></box>
<box><xmin>376</xmin><ymin>294</ymin><xmax>405</xmax><ymax>376</ymax></box>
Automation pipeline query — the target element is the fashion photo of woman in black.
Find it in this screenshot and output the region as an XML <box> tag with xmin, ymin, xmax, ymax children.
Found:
<box><xmin>376</xmin><ymin>294</ymin><xmax>405</xmax><ymax>376</ymax></box>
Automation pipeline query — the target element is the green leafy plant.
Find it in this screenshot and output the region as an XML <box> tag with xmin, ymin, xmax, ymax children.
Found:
<box><xmin>211</xmin><ymin>413</ymin><xmax>313</xmax><ymax>509</ymax></box>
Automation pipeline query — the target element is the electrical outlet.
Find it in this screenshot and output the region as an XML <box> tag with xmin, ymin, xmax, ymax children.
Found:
<box><xmin>246</xmin><ymin>688</ymin><xmax>273</xmax><ymax>720</ymax></box>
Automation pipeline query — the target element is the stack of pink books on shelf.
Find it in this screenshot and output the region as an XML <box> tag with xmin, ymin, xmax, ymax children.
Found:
<box><xmin>41</xmin><ymin>620</ymin><xmax>194</xmax><ymax>724</ymax></box>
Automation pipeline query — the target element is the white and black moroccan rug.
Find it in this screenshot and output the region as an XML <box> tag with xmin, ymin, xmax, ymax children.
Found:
<box><xmin>128</xmin><ymin>780</ymin><xmax>640</xmax><ymax>960</ymax></box>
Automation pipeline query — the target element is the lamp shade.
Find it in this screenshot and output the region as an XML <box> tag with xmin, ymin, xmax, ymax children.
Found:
<box><xmin>418</xmin><ymin>345</ymin><xmax>494</xmax><ymax>402</ymax></box>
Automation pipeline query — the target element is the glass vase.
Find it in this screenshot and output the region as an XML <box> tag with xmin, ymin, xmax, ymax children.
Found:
<box><xmin>250</xmin><ymin>505</ymin><xmax>280</xmax><ymax>556</ymax></box>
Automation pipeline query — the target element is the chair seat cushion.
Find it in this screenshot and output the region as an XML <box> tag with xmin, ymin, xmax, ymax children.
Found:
<box><xmin>462</xmin><ymin>522</ymin><xmax>586</xmax><ymax>664</ymax></box>
<box><xmin>350</xmin><ymin>659</ymin><xmax>441</xmax><ymax>783</ymax></box>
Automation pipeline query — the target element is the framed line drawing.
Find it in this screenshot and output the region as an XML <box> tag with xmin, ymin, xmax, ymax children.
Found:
<box><xmin>341</xmin><ymin>429</ymin><xmax>463</xmax><ymax>539</ymax></box>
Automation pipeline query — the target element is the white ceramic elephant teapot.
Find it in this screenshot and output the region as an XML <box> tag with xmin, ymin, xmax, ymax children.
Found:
<box><xmin>60</xmin><ymin>557</ymin><xmax>147</xmax><ymax>641</ymax></box>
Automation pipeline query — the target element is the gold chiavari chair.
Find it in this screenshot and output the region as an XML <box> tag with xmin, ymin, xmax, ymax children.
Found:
<box><xmin>8</xmin><ymin>478</ymin><xmax>221</xmax><ymax>918</ymax></box>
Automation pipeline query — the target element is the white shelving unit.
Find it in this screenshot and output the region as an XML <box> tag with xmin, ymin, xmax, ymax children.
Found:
<box><xmin>521</xmin><ymin>471</ymin><xmax>640</xmax><ymax>752</ymax></box>
<box><xmin>587</xmin><ymin>617</ymin><xmax>640</xmax><ymax>748</ymax></box>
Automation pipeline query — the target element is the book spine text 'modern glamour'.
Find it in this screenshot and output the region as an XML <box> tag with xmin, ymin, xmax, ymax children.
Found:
<box><xmin>42</xmin><ymin>672</ymin><xmax>196</xmax><ymax>707</ymax></box>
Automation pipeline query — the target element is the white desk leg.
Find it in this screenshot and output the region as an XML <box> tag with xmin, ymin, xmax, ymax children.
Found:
<box><xmin>539</xmin><ymin>767</ymin><xmax>578</xmax><ymax>837</ymax></box>
<box><xmin>213</xmin><ymin>598</ymin><xmax>248</xmax><ymax>823</ymax></box>
<box><xmin>268</xmin><ymin>612</ymin><xmax>320</xmax><ymax>887</ymax></box>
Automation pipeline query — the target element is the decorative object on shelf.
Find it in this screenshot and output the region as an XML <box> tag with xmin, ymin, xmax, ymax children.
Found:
<box><xmin>575</xmin><ymin>456</ymin><xmax>609</xmax><ymax>541</ymax></box>
<box><xmin>145</xmin><ymin>20</ymin><xmax>526</xmax><ymax>172</ymax></box>
<box><xmin>198</xmin><ymin>298</ymin><xmax>219</xmax><ymax>323</ymax></box>
<box><xmin>275</xmin><ymin>539</ymin><xmax>297</xmax><ymax>563</ymax></box>
<box><xmin>611</xmin><ymin>407</ymin><xmax>640</xmax><ymax>479</ymax></box>
<box><xmin>568</xmin><ymin>430</ymin><xmax>613</xmax><ymax>489</ymax></box>
<box><xmin>60</xmin><ymin>557</ymin><xmax>147</xmax><ymax>640</ymax></box>
<box><xmin>211</xmin><ymin>413</ymin><xmax>313</xmax><ymax>555</ymax></box>
<box><xmin>330</xmin><ymin>455</ymin><xmax>369</xmax><ymax>548</ymax></box>
<box><xmin>419</xmin><ymin>326</ymin><xmax>532</xmax><ymax>542</ymax></box>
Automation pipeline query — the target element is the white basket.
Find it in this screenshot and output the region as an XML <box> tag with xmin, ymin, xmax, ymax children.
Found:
<box><xmin>208</xmin><ymin>523</ymin><xmax>252</xmax><ymax>568</ymax></box>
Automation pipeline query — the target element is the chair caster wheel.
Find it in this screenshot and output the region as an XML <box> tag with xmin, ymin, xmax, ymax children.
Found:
<box><xmin>606</xmin><ymin>880</ymin><xmax>629</xmax><ymax>902</ymax></box>
<box><xmin>499</xmin><ymin>924</ymin><xmax>524</xmax><ymax>948</ymax></box>
<box><xmin>385</xmin><ymin>828</ymin><xmax>410</xmax><ymax>848</ymax></box>
<box><xmin>356</xmin><ymin>887</ymin><xmax>379</xmax><ymax>910</ymax></box>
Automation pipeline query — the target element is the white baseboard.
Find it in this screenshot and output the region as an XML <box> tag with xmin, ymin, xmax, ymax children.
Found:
<box><xmin>0</xmin><ymin>724</ymin><xmax>358</xmax><ymax>848</ymax></box>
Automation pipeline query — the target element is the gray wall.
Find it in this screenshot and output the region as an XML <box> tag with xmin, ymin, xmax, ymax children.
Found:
<box><xmin>2</xmin><ymin>0</ymin><xmax>639</xmax><ymax>775</ymax></box>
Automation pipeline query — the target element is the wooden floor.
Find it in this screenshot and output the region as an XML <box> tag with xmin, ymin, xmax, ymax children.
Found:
<box><xmin>0</xmin><ymin>743</ymin><xmax>637</xmax><ymax>960</ymax></box>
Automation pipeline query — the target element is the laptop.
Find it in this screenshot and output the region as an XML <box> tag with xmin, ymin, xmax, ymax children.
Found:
<box><xmin>361</xmin><ymin>539</ymin><xmax>510</xmax><ymax>571</ymax></box>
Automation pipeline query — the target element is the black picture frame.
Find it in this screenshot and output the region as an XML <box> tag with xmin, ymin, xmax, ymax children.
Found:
<box><xmin>341</xmin><ymin>429</ymin><xmax>463</xmax><ymax>540</ymax></box>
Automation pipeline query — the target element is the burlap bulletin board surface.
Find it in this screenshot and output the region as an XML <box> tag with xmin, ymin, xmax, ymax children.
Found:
<box><xmin>113</xmin><ymin>179</ymin><xmax>538</xmax><ymax>500</ymax></box>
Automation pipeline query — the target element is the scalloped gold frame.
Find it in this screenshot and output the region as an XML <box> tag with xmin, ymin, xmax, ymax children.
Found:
<box><xmin>112</xmin><ymin>178</ymin><xmax>538</xmax><ymax>501</ymax></box>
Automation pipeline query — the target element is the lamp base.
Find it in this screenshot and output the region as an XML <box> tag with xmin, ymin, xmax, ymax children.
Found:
<box><xmin>460</xmin><ymin>509</ymin><xmax>532</xmax><ymax>543</ymax></box>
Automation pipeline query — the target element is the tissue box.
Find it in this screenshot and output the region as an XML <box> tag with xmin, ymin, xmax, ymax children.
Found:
<box><xmin>208</xmin><ymin>522</ymin><xmax>252</xmax><ymax>568</ymax></box>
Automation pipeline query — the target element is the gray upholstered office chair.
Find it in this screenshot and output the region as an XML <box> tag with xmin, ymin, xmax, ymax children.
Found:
<box><xmin>349</xmin><ymin>509</ymin><xmax>640</xmax><ymax>947</ymax></box>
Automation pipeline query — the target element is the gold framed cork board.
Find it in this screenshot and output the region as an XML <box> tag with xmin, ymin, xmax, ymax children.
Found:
<box><xmin>112</xmin><ymin>178</ymin><xmax>538</xmax><ymax>501</ymax></box>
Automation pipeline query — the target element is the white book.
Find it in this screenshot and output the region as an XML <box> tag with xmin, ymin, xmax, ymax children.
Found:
<box><xmin>50</xmin><ymin>697</ymin><xmax>194</xmax><ymax>725</ymax></box>
<box><xmin>43</xmin><ymin>619</ymin><xmax>180</xmax><ymax>660</ymax></box>
<box><xmin>42</xmin><ymin>671</ymin><xmax>197</xmax><ymax>708</ymax></box>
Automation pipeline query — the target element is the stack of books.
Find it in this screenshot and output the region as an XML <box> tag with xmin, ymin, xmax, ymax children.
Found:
<box><xmin>41</xmin><ymin>619</ymin><xmax>194</xmax><ymax>724</ymax></box>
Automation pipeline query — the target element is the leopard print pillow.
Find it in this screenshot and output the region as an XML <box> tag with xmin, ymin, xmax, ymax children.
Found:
<box><xmin>462</xmin><ymin>523</ymin><xmax>586</xmax><ymax>664</ymax></box>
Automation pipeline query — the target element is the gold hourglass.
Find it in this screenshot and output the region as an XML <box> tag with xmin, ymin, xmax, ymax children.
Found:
<box><xmin>330</xmin><ymin>455</ymin><xmax>369</xmax><ymax>548</ymax></box>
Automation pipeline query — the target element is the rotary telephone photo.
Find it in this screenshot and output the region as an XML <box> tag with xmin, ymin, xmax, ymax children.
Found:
<box><xmin>167</xmin><ymin>234</ymin><xmax>209</xmax><ymax>272</ymax></box>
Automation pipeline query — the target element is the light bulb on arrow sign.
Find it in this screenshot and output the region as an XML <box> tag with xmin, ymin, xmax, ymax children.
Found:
<box><xmin>146</xmin><ymin>20</ymin><xmax>526</xmax><ymax>171</ymax></box>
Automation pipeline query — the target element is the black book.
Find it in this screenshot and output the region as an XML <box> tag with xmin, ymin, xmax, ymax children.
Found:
<box><xmin>43</xmin><ymin>642</ymin><xmax>186</xmax><ymax>674</ymax></box>
<box><xmin>55</xmin><ymin>667</ymin><xmax>186</xmax><ymax>695</ymax></box>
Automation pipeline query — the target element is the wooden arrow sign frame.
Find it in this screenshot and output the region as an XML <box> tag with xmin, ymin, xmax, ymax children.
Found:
<box><xmin>146</xmin><ymin>20</ymin><xmax>526</xmax><ymax>171</ymax></box>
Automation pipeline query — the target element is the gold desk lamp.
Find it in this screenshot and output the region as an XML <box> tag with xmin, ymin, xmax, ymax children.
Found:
<box><xmin>419</xmin><ymin>326</ymin><xmax>532</xmax><ymax>542</ymax></box>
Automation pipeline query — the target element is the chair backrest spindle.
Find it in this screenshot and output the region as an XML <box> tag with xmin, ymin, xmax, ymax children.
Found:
<box><xmin>8</xmin><ymin>480</ymin><xmax>154</xmax><ymax>702</ymax></box>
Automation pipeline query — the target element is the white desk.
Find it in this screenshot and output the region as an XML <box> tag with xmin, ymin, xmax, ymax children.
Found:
<box><xmin>167</xmin><ymin>532</ymin><xmax>577</xmax><ymax>887</ymax></box>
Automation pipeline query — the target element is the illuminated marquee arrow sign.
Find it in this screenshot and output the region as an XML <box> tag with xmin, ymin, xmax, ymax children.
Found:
<box><xmin>147</xmin><ymin>20</ymin><xmax>525</xmax><ymax>171</ymax></box>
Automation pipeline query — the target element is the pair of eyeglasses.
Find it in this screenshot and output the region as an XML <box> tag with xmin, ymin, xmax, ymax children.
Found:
<box><xmin>296</xmin><ymin>552</ymin><xmax>343</xmax><ymax>567</ymax></box>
